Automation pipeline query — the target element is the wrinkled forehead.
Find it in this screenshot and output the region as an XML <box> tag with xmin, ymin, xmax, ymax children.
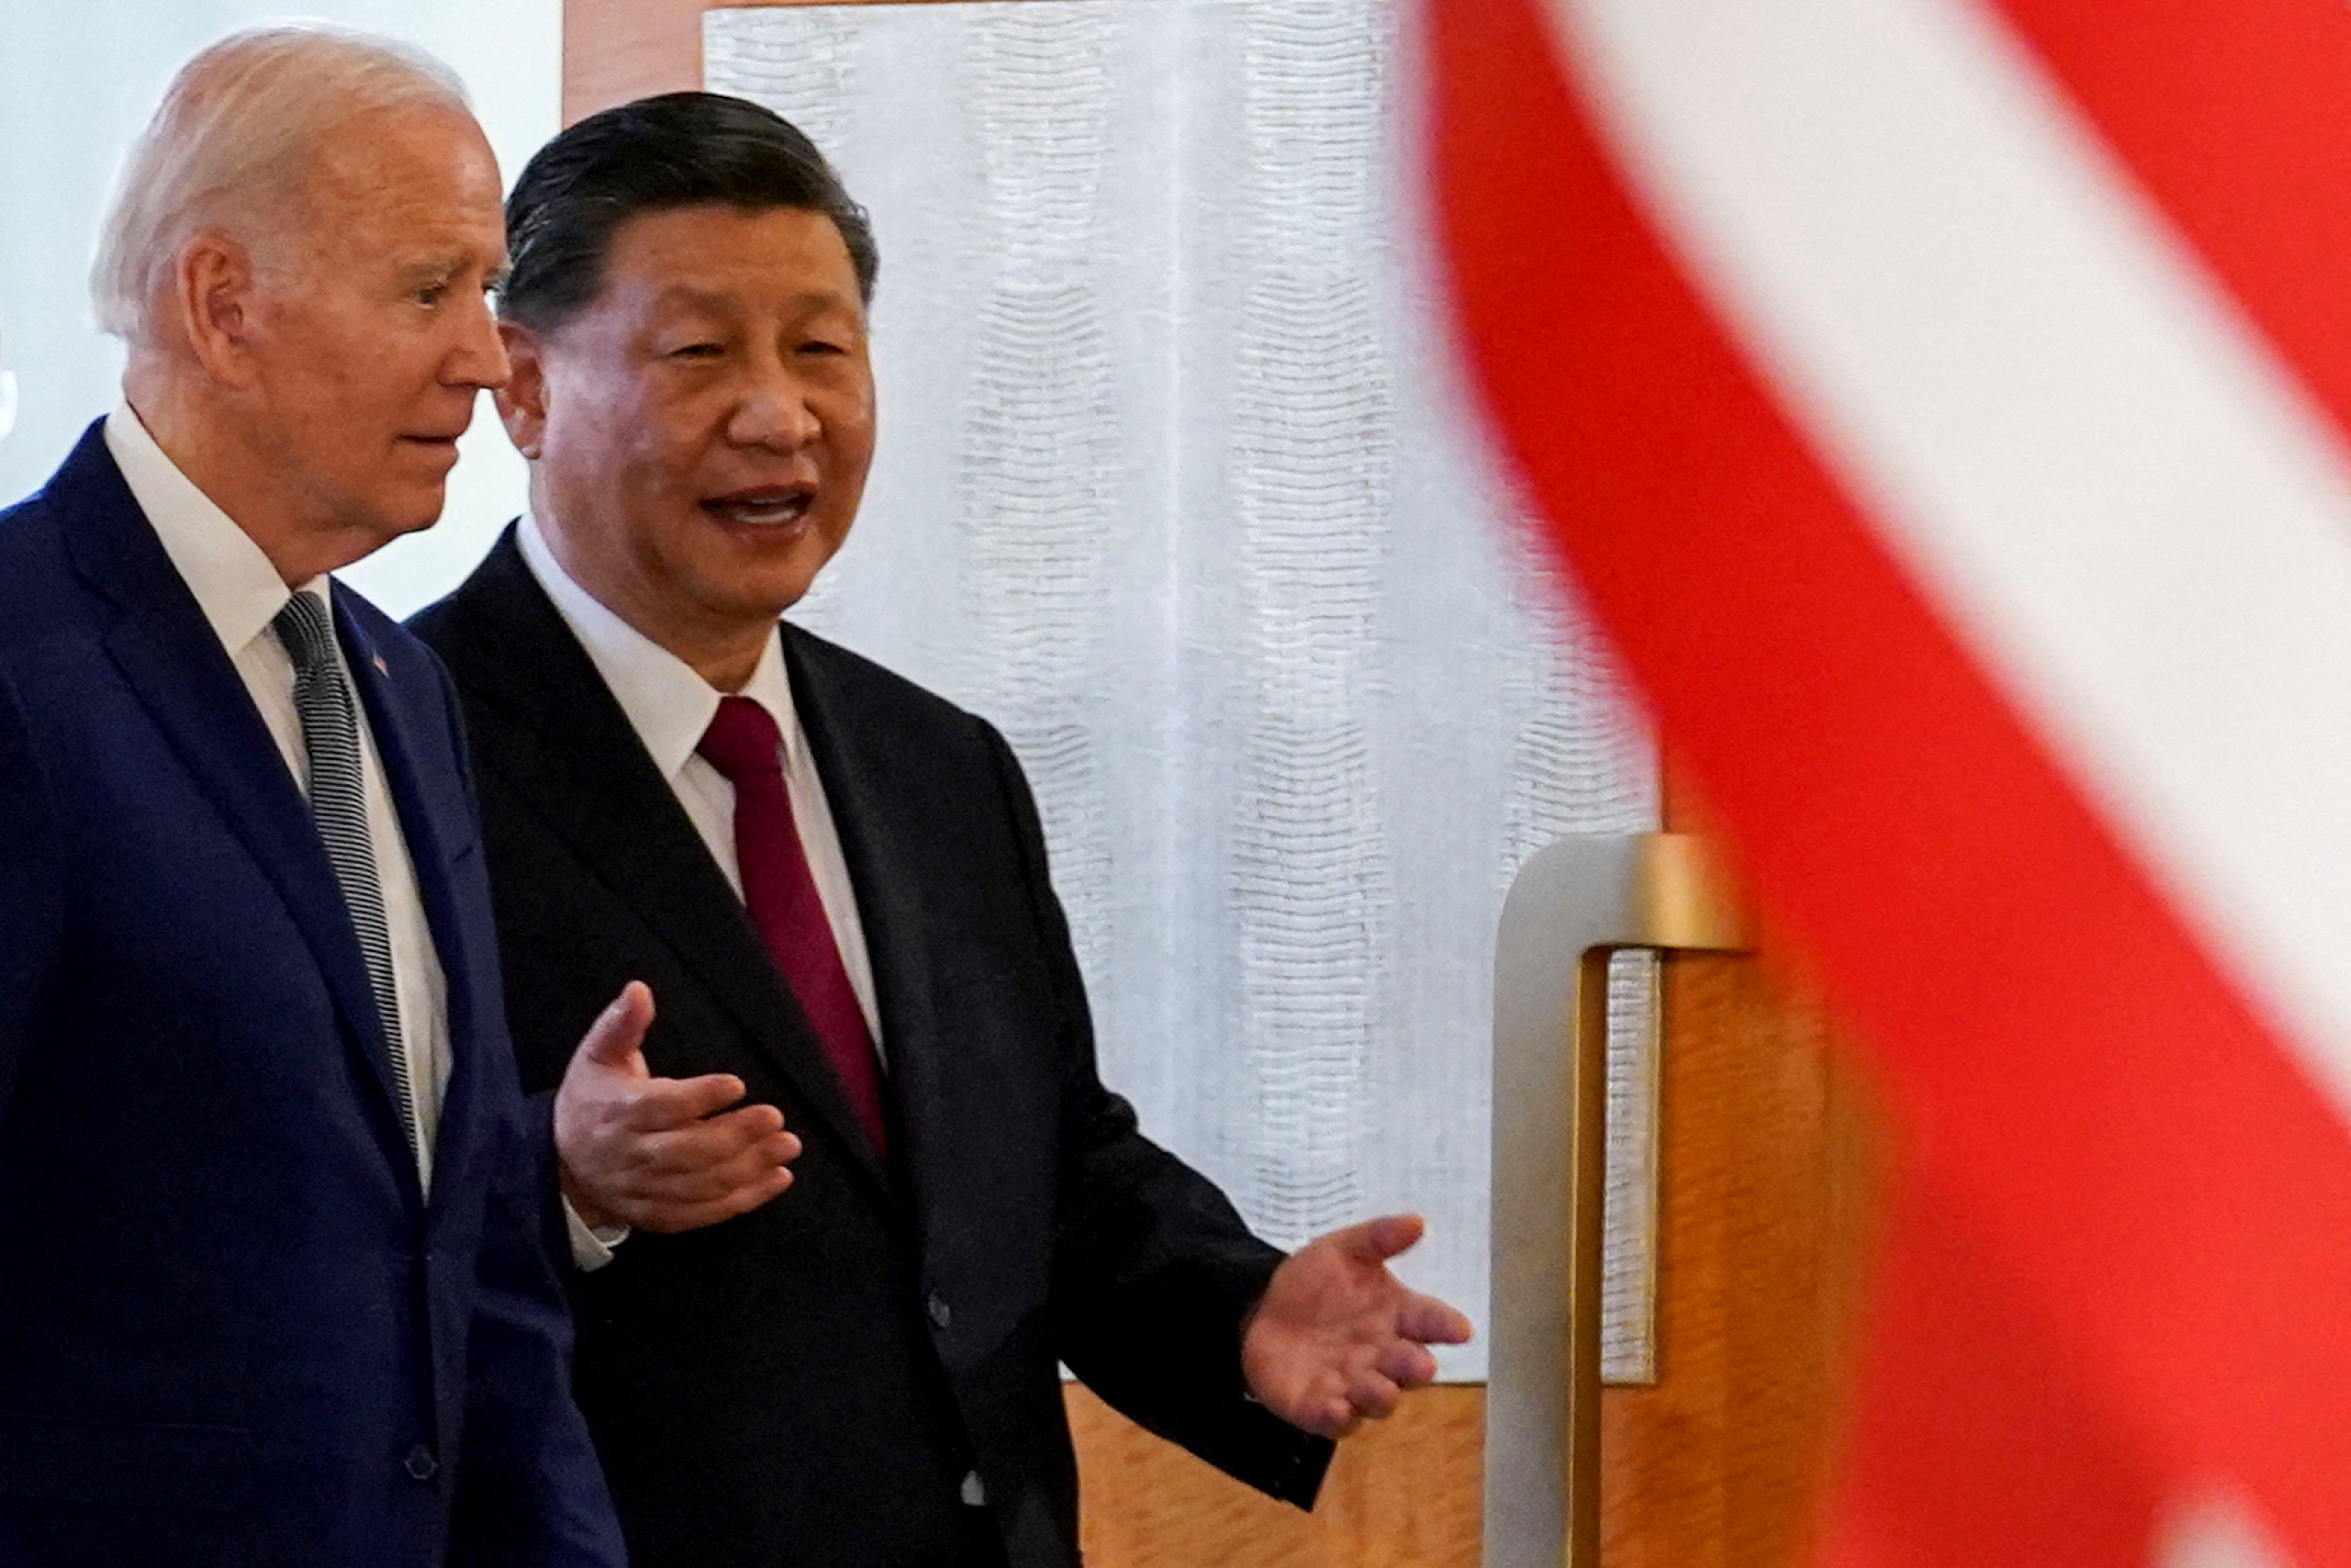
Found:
<box><xmin>601</xmin><ymin>204</ymin><xmax>862</xmax><ymax>312</ymax></box>
<box><xmin>308</xmin><ymin>103</ymin><xmax>500</xmax><ymax>206</ymax></box>
<box><xmin>285</xmin><ymin>103</ymin><xmax>504</xmax><ymax>251</ymax></box>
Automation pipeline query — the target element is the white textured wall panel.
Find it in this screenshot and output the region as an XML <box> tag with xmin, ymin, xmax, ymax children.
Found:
<box><xmin>707</xmin><ymin>0</ymin><xmax>1657</xmax><ymax>1381</ymax></box>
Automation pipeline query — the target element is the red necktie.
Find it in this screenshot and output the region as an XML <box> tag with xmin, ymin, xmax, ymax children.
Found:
<box><xmin>697</xmin><ymin>696</ymin><xmax>888</xmax><ymax>1155</ymax></box>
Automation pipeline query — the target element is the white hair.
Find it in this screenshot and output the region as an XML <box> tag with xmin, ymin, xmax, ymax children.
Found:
<box><xmin>92</xmin><ymin>25</ymin><xmax>473</xmax><ymax>346</ymax></box>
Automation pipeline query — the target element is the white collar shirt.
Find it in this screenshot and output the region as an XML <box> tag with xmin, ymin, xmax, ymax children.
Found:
<box><xmin>104</xmin><ymin>398</ymin><xmax>450</xmax><ymax>1187</ymax></box>
<box><xmin>520</xmin><ymin>529</ymin><xmax>988</xmax><ymax>1522</ymax></box>
<box><xmin>514</xmin><ymin>513</ymin><xmax>881</xmax><ymax>1046</ymax></box>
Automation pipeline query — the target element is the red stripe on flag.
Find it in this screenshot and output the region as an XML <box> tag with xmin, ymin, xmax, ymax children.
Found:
<box><xmin>1987</xmin><ymin>0</ymin><xmax>2351</xmax><ymax>451</ymax></box>
<box><xmin>1424</xmin><ymin>0</ymin><xmax>2351</xmax><ymax>1556</ymax></box>
<box><xmin>1818</xmin><ymin>1178</ymin><xmax>2164</xmax><ymax>1568</ymax></box>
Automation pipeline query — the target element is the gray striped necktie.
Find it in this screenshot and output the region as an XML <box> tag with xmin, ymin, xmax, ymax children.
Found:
<box><xmin>272</xmin><ymin>591</ymin><xmax>418</xmax><ymax>1157</ymax></box>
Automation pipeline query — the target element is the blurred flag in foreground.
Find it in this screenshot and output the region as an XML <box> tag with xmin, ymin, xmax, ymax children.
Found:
<box><xmin>1426</xmin><ymin>0</ymin><xmax>2351</xmax><ymax>1563</ymax></box>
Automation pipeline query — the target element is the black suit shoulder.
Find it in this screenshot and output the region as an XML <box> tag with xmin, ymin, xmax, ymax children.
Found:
<box><xmin>778</xmin><ymin>618</ymin><xmax>972</xmax><ymax>731</ymax></box>
<box><xmin>775</xmin><ymin>619</ymin><xmax>1038</xmax><ymax>848</ymax></box>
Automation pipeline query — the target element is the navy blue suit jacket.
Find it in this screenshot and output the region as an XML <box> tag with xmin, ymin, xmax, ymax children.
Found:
<box><xmin>0</xmin><ymin>424</ymin><xmax>624</xmax><ymax>1567</ymax></box>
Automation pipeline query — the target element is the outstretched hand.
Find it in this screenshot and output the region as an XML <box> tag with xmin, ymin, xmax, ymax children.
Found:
<box><xmin>1240</xmin><ymin>1214</ymin><xmax>1473</xmax><ymax>1438</ymax></box>
<box><xmin>553</xmin><ymin>981</ymin><xmax>801</xmax><ymax>1233</ymax></box>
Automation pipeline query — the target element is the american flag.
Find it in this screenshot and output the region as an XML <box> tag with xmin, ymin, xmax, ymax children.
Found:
<box><xmin>1426</xmin><ymin>0</ymin><xmax>2351</xmax><ymax>1562</ymax></box>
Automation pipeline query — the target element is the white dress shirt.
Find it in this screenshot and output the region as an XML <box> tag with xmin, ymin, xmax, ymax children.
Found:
<box><xmin>516</xmin><ymin>514</ymin><xmax>882</xmax><ymax>1267</ymax></box>
<box><xmin>106</xmin><ymin>399</ymin><xmax>451</xmax><ymax>1187</ymax></box>
<box><xmin>519</xmin><ymin>521</ymin><xmax>991</xmax><ymax>1509</ymax></box>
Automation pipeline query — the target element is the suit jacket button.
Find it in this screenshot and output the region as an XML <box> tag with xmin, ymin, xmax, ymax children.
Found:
<box><xmin>404</xmin><ymin>1444</ymin><xmax>438</xmax><ymax>1482</ymax></box>
<box><xmin>927</xmin><ymin>1291</ymin><xmax>952</xmax><ymax>1330</ymax></box>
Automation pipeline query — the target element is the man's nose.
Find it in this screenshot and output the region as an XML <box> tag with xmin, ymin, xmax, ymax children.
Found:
<box><xmin>731</xmin><ymin>365</ymin><xmax>822</xmax><ymax>451</ymax></box>
<box><xmin>446</xmin><ymin>290</ymin><xmax>510</xmax><ymax>392</ymax></box>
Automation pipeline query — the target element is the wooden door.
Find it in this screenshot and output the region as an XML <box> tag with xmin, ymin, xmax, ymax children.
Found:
<box><xmin>554</xmin><ymin>9</ymin><xmax>1885</xmax><ymax>1561</ymax></box>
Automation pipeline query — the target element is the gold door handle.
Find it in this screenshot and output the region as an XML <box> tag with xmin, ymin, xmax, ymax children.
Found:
<box><xmin>1487</xmin><ymin>833</ymin><xmax>1746</xmax><ymax>1567</ymax></box>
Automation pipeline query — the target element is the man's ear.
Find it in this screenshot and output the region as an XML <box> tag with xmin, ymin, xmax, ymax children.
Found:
<box><xmin>174</xmin><ymin>235</ymin><xmax>262</xmax><ymax>389</ymax></box>
<box><xmin>497</xmin><ymin>320</ymin><xmax>550</xmax><ymax>459</ymax></box>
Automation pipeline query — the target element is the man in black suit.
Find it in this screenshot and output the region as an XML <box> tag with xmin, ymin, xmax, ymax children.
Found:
<box><xmin>412</xmin><ymin>92</ymin><xmax>1470</xmax><ymax>1568</ymax></box>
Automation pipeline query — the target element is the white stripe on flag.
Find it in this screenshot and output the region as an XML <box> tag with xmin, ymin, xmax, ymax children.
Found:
<box><xmin>1537</xmin><ymin>0</ymin><xmax>2351</xmax><ymax>1123</ymax></box>
<box><xmin>2158</xmin><ymin>1494</ymin><xmax>2296</xmax><ymax>1568</ymax></box>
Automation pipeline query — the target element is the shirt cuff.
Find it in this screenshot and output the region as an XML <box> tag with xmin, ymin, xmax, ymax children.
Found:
<box><xmin>563</xmin><ymin>1194</ymin><xmax>630</xmax><ymax>1272</ymax></box>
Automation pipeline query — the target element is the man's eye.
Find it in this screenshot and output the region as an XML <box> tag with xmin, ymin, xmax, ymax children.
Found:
<box><xmin>798</xmin><ymin>340</ymin><xmax>846</xmax><ymax>357</ymax></box>
<box><xmin>415</xmin><ymin>284</ymin><xmax>449</xmax><ymax>307</ymax></box>
<box><xmin>669</xmin><ymin>342</ymin><xmax>724</xmax><ymax>360</ymax></box>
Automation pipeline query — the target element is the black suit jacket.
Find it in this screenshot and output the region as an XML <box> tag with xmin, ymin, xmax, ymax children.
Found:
<box><xmin>412</xmin><ymin>529</ymin><xmax>1329</xmax><ymax>1568</ymax></box>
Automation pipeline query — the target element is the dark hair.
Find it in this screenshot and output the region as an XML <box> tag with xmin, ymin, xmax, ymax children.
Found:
<box><xmin>499</xmin><ymin>91</ymin><xmax>877</xmax><ymax>333</ymax></box>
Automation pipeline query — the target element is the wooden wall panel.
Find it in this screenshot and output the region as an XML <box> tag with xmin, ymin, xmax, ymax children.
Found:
<box><xmin>1066</xmin><ymin>1385</ymin><xmax>1482</xmax><ymax>1568</ymax></box>
<box><xmin>563</xmin><ymin>0</ymin><xmax>703</xmax><ymax>123</ymax></box>
<box><xmin>564</xmin><ymin>0</ymin><xmax>1050</xmax><ymax>123</ymax></box>
<box><xmin>1598</xmin><ymin>955</ymin><xmax>1883</xmax><ymax>1568</ymax></box>
<box><xmin>1064</xmin><ymin>958</ymin><xmax>1878</xmax><ymax>1568</ymax></box>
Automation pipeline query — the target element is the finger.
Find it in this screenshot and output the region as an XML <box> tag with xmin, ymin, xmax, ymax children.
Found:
<box><xmin>613</xmin><ymin>1073</ymin><xmax>757</xmax><ymax>1132</ymax></box>
<box><xmin>1395</xmin><ymin>1293</ymin><xmax>1475</xmax><ymax>1346</ymax></box>
<box><xmin>1289</xmin><ymin>1377</ymin><xmax>1361</xmax><ymax>1441</ymax></box>
<box><xmin>1338</xmin><ymin>1212</ymin><xmax>1426</xmax><ymax>1267</ymax></box>
<box><xmin>618</xmin><ymin>1144</ymin><xmax>796</xmax><ymax>1222</ymax></box>
<box><xmin>628</xmin><ymin>1106</ymin><xmax>792</xmax><ymax>1171</ymax></box>
<box><xmin>1343</xmin><ymin>1365</ymin><xmax>1403</xmax><ymax>1422</ymax></box>
<box><xmin>635</xmin><ymin>1164</ymin><xmax>797</xmax><ymax>1233</ymax></box>
<box><xmin>687</xmin><ymin>1135</ymin><xmax>803</xmax><ymax>1200</ymax></box>
<box><xmin>633</xmin><ymin>1129</ymin><xmax>801</xmax><ymax>1201</ymax></box>
<box><xmin>1317</xmin><ymin>1399</ymin><xmax>1364</xmax><ymax>1441</ymax></box>
<box><xmin>1372</xmin><ymin>1340</ymin><xmax>1439</xmax><ymax>1389</ymax></box>
<box><xmin>574</xmin><ymin>981</ymin><xmax>656</xmax><ymax>1071</ymax></box>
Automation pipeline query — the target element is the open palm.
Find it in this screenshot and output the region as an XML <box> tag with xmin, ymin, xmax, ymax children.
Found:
<box><xmin>1240</xmin><ymin>1214</ymin><xmax>1474</xmax><ymax>1438</ymax></box>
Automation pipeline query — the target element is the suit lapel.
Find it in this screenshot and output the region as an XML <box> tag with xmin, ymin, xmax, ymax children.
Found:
<box><xmin>53</xmin><ymin>429</ymin><xmax>418</xmax><ymax>1183</ymax></box>
<box><xmin>782</xmin><ymin>628</ymin><xmax>944</xmax><ymax>1197</ymax></box>
<box><xmin>438</xmin><ymin>533</ymin><xmax>897</xmax><ymax>1205</ymax></box>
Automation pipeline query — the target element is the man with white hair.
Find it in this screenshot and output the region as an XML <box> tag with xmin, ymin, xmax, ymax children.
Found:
<box><xmin>0</xmin><ymin>28</ymin><xmax>625</xmax><ymax>1567</ymax></box>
